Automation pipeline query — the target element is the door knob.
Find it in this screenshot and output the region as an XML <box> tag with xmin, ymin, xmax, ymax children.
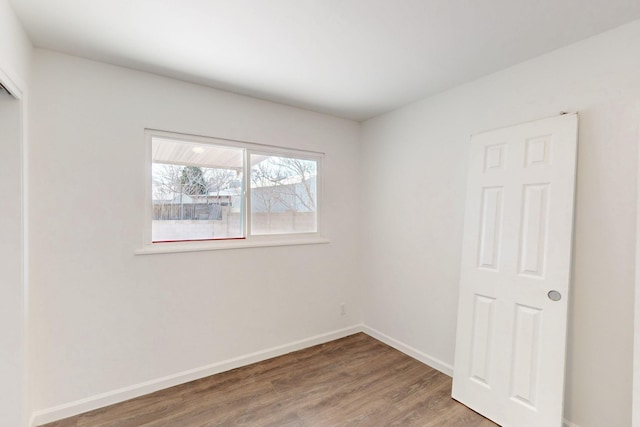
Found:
<box><xmin>548</xmin><ymin>290</ymin><xmax>562</xmax><ymax>301</ymax></box>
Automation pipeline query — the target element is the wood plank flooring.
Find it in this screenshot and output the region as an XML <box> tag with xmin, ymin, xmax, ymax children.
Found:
<box><xmin>42</xmin><ymin>333</ymin><xmax>497</xmax><ymax>426</ymax></box>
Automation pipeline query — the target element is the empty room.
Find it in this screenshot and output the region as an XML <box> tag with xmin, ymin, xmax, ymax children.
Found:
<box><xmin>2</xmin><ymin>1</ymin><xmax>640</xmax><ymax>426</ymax></box>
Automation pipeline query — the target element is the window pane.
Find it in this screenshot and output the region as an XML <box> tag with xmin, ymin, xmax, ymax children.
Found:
<box><xmin>152</xmin><ymin>138</ymin><xmax>244</xmax><ymax>242</ymax></box>
<box><xmin>250</xmin><ymin>155</ymin><xmax>317</xmax><ymax>235</ymax></box>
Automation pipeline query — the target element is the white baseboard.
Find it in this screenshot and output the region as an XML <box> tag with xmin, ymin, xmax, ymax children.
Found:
<box><xmin>32</xmin><ymin>324</ymin><xmax>572</xmax><ymax>427</ymax></box>
<box><xmin>30</xmin><ymin>325</ymin><xmax>362</xmax><ymax>427</ymax></box>
<box><xmin>361</xmin><ymin>325</ymin><xmax>454</xmax><ymax>376</ymax></box>
<box><xmin>360</xmin><ymin>327</ymin><xmax>582</xmax><ymax>427</ymax></box>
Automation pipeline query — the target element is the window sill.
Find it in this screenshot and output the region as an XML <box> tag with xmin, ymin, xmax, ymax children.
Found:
<box><xmin>134</xmin><ymin>235</ymin><xmax>330</xmax><ymax>255</ymax></box>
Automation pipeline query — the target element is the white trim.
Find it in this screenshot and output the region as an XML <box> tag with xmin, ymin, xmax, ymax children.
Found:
<box><xmin>0</xmin><ymin>66</ymin><xmax>23</xmax><ymax>100</ymax></box>
<box><xmin>20</xmin><ymin>90</ymin><xmax>30</xmax><ymax>427</ymax></box>
<box><xmin>27</xmin><ymin>318</ymin><xmax>587</xmax><ymax>427</ymax></box>
<box><xmin>243</xmin><ymin>146</ymin><xmax>251</xmax><ymax>237</ymax></box>
<box><xmin>30</xmin><ymin>325</ymin><xmax>362</xmax><ymax>427</ymax></box>
<box><xmin>0</xmin><ymin>66</ymin><xmax>28</xmax><ymax>427</ymax></box>
<box><xmin>135</xmin><ymin>235</ymin><xmax>330</xmax><ymax>254</ymax></box>
<box><xmin>634</xmin><ymin>122</ymin><xmax>640</xmax><ymax>427</ymax></box>
<box><xmin>146</xmin><ymin>128</ymin><xmax>326</xmax><ymax>157</ymax></box>
<box><xmin>361</xmin><ymin>325</ymin><xmax>454</xmax><ymax>376</ymax></box>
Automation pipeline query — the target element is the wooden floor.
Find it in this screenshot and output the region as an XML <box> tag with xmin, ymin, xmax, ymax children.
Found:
<box><xmin>43</xmin><ymin>333</ymin><xmax>497</xmax><ymax>427</ymax></box>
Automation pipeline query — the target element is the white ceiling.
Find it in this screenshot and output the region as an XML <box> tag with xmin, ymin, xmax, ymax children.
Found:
<box><xmin>10</xmin><ymin>0</ymin><xmax>640</xmax><ymax>120</ymax></box>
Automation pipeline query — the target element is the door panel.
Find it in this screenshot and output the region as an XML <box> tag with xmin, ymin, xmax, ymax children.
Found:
<box><xmin>478</xmin><ymin>187</ymin><xmax>503</xmax><ymax>270</ymax></box>
<box><xmin>519</xmin><ymin>183</ymin><xmax>549</xmax><ymax>277</ymax></box>
<box><xmin>453</xmin><ymin>114</ymin><xmax>578</xmax><ymax>427</ymax></box>
<box><xmin>469</xmin><ymin>294</ymin><xmax>496</xmax><ymax>387</ymax></box>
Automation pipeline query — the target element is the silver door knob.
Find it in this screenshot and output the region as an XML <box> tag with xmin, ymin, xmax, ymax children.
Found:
<box><xmin>548</xmin><ymin>290</ymin><xmax>562</xmax><ymax>301</ymax></box>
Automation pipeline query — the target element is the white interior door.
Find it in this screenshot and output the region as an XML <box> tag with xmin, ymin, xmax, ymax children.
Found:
<box><xmin>452</xmin><ymin>114</ymin><xmax>578</xmax><ymax>427</ymax></box>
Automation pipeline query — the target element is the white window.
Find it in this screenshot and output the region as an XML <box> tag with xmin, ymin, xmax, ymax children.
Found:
<box><xmin>140</xmin><ymin>130</ymin><xmax>325</xmax><ymax>253</ymax></box>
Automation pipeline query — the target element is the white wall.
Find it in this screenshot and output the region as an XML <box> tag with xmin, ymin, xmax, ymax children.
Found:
<box><xmin>362</xmin><ymin>20</ymin><xmax>640</xmax><ymax>427</ymax></box>
<box><xmin>28</xmin><ymin>50</ymin><xmax>362</xmax><ymax>421</ymax></box>
<box><xmin>0</xmin><ymin>1</ymin><xmax>31</xmax><ymax>426</ymax></box>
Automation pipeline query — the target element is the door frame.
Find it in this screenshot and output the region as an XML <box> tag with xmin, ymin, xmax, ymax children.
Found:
<box><xmin>0</xmin><ymin>63</ymin><xmax>28</xmax><ymax>427</ymax></box>
<box><xmin>0</xmin><ymin>65</ymin><xmax>23</xmax><ymax>99</ymax></box>
<box><xmin>634</xmin><ymin>123</ymin><xmax>640</xmax><ymax>427</ymax></box>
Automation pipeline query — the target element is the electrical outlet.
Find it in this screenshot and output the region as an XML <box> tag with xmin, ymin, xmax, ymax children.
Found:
<box><xmin>340</xmin><ymin>303</ymin><xmax>346</xmax><ymax>316</ymax></box>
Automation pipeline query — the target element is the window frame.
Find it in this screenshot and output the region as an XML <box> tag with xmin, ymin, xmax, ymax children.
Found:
<box><xmin>137</xmin><ymin>129</ymin><xmax>328</xmax><ymax>254</ymax></box>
